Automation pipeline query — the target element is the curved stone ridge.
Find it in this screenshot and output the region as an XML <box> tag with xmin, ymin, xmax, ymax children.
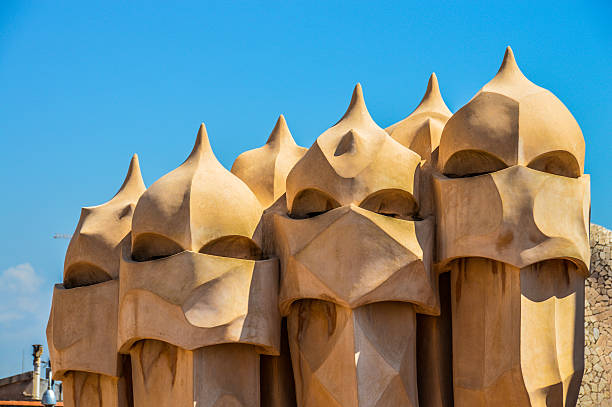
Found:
<box><xmin>64</xmin><ymin>154</ymin><xmax>145</xmax><ymax>287</ymax></box>
<box><xmin>286</xmin><ymin>83</ymin><xmax>422</xmax><ymax>214</ymax></box>
<box><xmin>386</xmin><ymin>73</ymin><xmax>452</xmax><ymax>162</ymax></box>
<box><xmin>231</xmin><ymin>115</ymin><xmax>307</xmax><ymax>208</ymax></box>
<box><xmin>439</xmin><ymin>46</ymin><xmax>585</xmax><ymax>178</ymax></box>
<box><xmin>131</xmin><ymin>123</ymin><xmax>263</xmax><ymax>259</ymax></box>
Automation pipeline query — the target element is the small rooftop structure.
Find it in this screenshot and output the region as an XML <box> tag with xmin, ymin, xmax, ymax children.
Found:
<box><xmin>0</xmin><ymin>345</ymin><xmax>62</xmax><ymax>406</ymax></box>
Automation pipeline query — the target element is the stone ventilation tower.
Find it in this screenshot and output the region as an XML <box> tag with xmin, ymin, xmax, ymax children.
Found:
<box><xmin>47</xmin><ymin>47</ymin><xmax>591</xmax><ymax>407</ymax></box>
<box><xmin>435</xmin><ymin>47</ymin><xmax>589</xmax><ymax>406</ymax></box>
<box><xmin>47</xmin><ymin>155</ymin><xmax>145</xmax><ymax>406</ymax></box>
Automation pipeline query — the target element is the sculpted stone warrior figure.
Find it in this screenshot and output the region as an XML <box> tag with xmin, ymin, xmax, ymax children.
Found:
<box><xmin>231</xmin><ymin>116</ymin><xmax>307</xmax><ymax>407</ymax></box>
<box><xmin>232</xmin><ymin>114</ymin><xmax>307</xmax><ymax>209</ymax></box>
<box><xmin>434</xmin><ymin>47</ymin><xmax>590</xmax><ymax>406</ymax></box>
<box><xmin>117</xmin><ymin>124</ymin><xmax>280</xmax><ymax>407</ymax></box>
<box><xmin>272</xmin><ymin>84</ymin><xmax>439</xmax><ymax>407</ymax></box>
<box><xmin>47</xmin><ymin>155</ymin><xmax>145</xmax><ymax>407</ymax></box>
<box><xmin>387</xmin><ymin>73</ymin><xmax>455</xmax><ymax>407</ymax></box>
<box><xmin>47</xmin><ymin>47</ymin><xmax>590</xmax><ymax>407</ymax></box>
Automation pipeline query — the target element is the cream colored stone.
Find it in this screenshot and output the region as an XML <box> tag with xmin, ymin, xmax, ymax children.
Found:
<box><xmin>64</xmin><ymin>155</ymin><xmax>145</xmax><ymax>287</ymax></box>
<box><xmin>48</xmin><ymin>281</ymin><xmax>119</xmax><ymax>378</ymax></box>
<box><xmin>433</xmin><ymin>166</ymin><xmax>590</xmax><ymax>273</ymax></box>
<box><xmin>130</xmin><ymin>124</ymin><xmax>263</xmax><ymax>260</ymax></box>
<box><xmin>386</xmin><ymin>73</ymin><xmax>452</xmax><ymax>162</ymax></box>
<box><xmin>47</xmin><ymin>155</ymin><xmax>145</xmax><ymax>407</ymax></box>
<box><xmin>387</xmin><ymin>75</ymin><xmax>455</xmax><ymax>406</ymax></box>
<box><xmin>120</xmin><ymin>124</ymin><xmax>280</xmax><ymax>407</ymax></box>
<box><xmin>286</xmin><ymin>84</ymin><xmax>422</xmax><ymax>215</ymax></box>
<box><xmin>232</xmin><ymin>115</ymin><xmax>307</xmax><ymax>208</ymax></box>
<box><xmin>46</xmin><ymin>46</ymin><xmax>593</xmax><ymax>407</ymax></box>
<box><xmin>274</xmin><ymin>84</ymin><xmax>438</xmax><ymax>407</ymax></box>
<box><xmin>435</xmin><ymin>47</ymin><xmax>589</xmax><ymax>407</ymax></box>
<box><xmin>118</xmin><ymin>249</ymin><xmax>279</xmax><ymax>353</ymax></box>
<box><xmin>287</xmin><ymin>301</ymin><xmax>418</xmax><ymax>407</ymax></box>
<box><xmin>274</xmin><ymin>206</ymin><xmax>437</xmax><ymax>314</ymax></box>
<box><xmin>449</xmin><ymin>259</ymin><xmax>584</xmax><ymax>406</ymax></box>
<box><xmin>62</xmin><ymin>371</ymin><xmax>128</xmax><ymax>407</ymax></box>
<box><xmin>438</xmin><ymin>47</ymin><xmax>585</xmax><ymax>178</ymax></box>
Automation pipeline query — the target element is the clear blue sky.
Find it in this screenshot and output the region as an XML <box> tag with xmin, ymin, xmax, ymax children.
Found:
<box><xmin>0</xmin><ymin>1</ymin><xmax>609</xmax><ymax>377</ymax></box>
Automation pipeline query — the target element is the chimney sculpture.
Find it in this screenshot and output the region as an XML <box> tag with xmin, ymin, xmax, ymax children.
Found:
<box><xmin>47</xmin><ymin>47</ymin><xmax>590</xmax><ymax>407</ymax></box>
<box><xmin>117</xmin><ymin>124</ymin><xmax>280</xmax><ymax>407</ymax></box>
<box><xmin>272</xmin><ymin>84</ymin><xmax>439</xmax><ymax>406</ymax></box>
<box><xmin>232</xmin><ymin>115</ymin><xmax>307</xmax><ymax>208</ymax></box>
<box><xmin>231</xmin><ymin>116</ymin><xmax>307</xmax><ymax>407</ymax></box>
<box><xmin>47</xmin><ymin>155</ymin><xmax>145</xmax><ymax>407</ymax></box>
<box><xmin>387</xmin><ymin>74</ymin><xmax>455</xmax><ymax>407</ymax></box>
<box><xmin>32</xmin><ymin>345</ymin><xmax>43</xmax><ymax>400</ymax></box>
<box><xmin>434</xmin><ymin>47</ymin><xmax>590</xmax><ymax>406</ymax></box>
<box><xmin>386</xmin><ymin>73</ymin><xmax>452</xmax><ymax>163</ymax></box>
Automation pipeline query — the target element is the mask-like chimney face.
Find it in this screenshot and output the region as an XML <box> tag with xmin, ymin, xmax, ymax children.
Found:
<box><xmin>63</xmin><ymin>155</ymin><xmax>146</xmax><ymax>288</ymax></box>
<box><xmin>434</xmin><ymin>47</ymin><xmax>590</xmax><ymax>271</ymax></box>
<box><xmin>119</xmin><ymin>124</ymin><xmax>280</xmax><ymax>407</ymax></box>
<box><xmin>231</xmin><ymin>115</ymin><xmax>307</xmax><ymax>208</ymax></box>
<box><xmin>434</xmin><ymin>165</ymin><xmax>590</xmax><ymax>271</ymax></box>
<box><xmin>434</xmin><ymin>48</ymin><xmax>590</xmax><ymax>405</ymax></box>
<box><xmin>386</xmin><ymin>73</ymin><xmax>452</xmax><ymax>163</ymax></box>
<box><xmin>48</xmin><ymin>155</ymin><xmax>145</xmax><ymax>397</ymax></box>
<box><xmin>130</xmin><ymin>124</ymin><xmax>264</xmax><ymax>261</ymax></box>
<box><xmin>439</xmin><ymin>47</ymin><xmax>585</xmax><ymax>178</ymax></box>
<box><xmin>286</xmin><ymin>84</ymin><xmax>422</xmax><ymax>217</ymax></box>
<box><xmin>275</xmin><ymin>84</ymin><xmax>437</xmax><ymax>407</ymax></box>
<box><xmin>119</xmin><ymin>123</ymin><xmax>279</xmax><ymax>353</ymax></box>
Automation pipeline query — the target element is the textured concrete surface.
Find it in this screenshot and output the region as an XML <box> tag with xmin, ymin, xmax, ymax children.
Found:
<box><xmin>579</xmin><ymin>223</ymin><xmax>612</xmax><ymax>406</ymax></box>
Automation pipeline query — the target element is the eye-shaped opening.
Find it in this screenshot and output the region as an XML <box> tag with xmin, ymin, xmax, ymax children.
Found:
<box><xmin>116</xmin><ymin>204</ymin><xmax>134</xmax><ymax>220</ymax></box>
<box><xmin>527</xmin><ymin>151</ymin><xmax>580</xmax><ymax>178</ymax></box>
<box><xmin>64</xmin><ymin>262</ymin><xmax>112</xmax><ymax>289</ymax></box>
<box><xmin>359</xmin><ymin>189</ymin><xmax>419</xmax><ymax>220</ymax></box>
<box><xmin>290</xmin><ymin>189</ymin><xmax>340</xmax><ymax>219</ymax></box>
<box><xmin>443</xmin><ymin>150</ymin><xmax>508</xmax><ymax>178</ymax></box>
<box><xmin>199</xmin><ymin>235</ymin><xmax>263</xmax><ymax>260</ymax></box>
<box><xmin>132</xmin><ymin>233</ymin><xmax>183</xmax><ymax>262</ymax></box>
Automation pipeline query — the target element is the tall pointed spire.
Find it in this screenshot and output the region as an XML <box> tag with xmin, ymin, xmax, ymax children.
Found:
<box><xmin>187</xmin><ymin>123</ymin><xmax>216</xmax><ymax>162</ymax></box>
<box><xmin>313</xmin><ymin>83</ymin><xmax>391</xmax><ymax>178</ymax></box>
<box><xmin>385</xmin><ymin>73</ymin><xmax>453</xmax><ymax>160</ymax></box>
<box><xmin>132</xmin><ymin>122</ymin><xmax>263</xmax><ymax>254</ymax></box>
<box><xmin>266</xmin><ymin>115</ymin><xmax>298</xmax><ymax>149</ymax></box>
<box><xmin>231</xmin><ymin>115</ymin><xmax>307</xmax><ymax>207</ymax></box>
<box><xmin>411</xmin><ymin>73</ymin><xmax>452</xmax><ymax>117</ymax></box>
<box><xmin>482</xmin><ymin>46</ymin><xmax>540</xmax><ymax>97</ymax></box>
<box><xmin>337</xmin><ymin>83</ymin><xmax>374</xmax><ymax>125</ymax></box>
<box><xmin>65</xmin><ymin>154</ymin><xmax>147</xmax><ymax>284</ymax></box>
<box><xmin>111</xmin><ymin>154</ymin><xmax>146</xmax><ymax>202</ymax></box>
<box><xmin>492</xmin><ymin>46</ymin><xmax>525</xmax><ymax>82</ymax></box>
<box><xmin>497</xmin><ymin>46</ymin><xmax>521</xmax><ymax>76</ymax></box>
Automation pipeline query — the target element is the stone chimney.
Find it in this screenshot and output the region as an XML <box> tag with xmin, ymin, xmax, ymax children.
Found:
<box><xmin>32</xmin><ymin>344</ymin><xmax>43</xmax><ymax>400</ymax></box>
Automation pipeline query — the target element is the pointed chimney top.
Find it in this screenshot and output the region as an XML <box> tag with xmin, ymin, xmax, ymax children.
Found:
<box><xmin>481</xmin><ymin>46</ymin><xmax>540</xmax><ymax>97</ymax></box>
<box><xmin>338</xmin><ymin>83</ymin><xmax>373</xmax><ymax>124</ymax></box>
<box><xmin>411</xmin><ymin>72</ymin><xmax>452</xmax><ymax>117</ymax></box>
<box><xmin>497</xmin><ymin>46</ymin><xmax>522</xmax><ymax>77</ymax></box>
<box><xmin>266</xmin><ymin>114</ymin><xmax>297</xmax><ymax>149</ymax></box>
<box><xmin>111</xmin><ymin>154</ymin><xmax>146</xmax><ymax>201</ymax></box>
<box><xmin>187</xmin><ymin>123</ymin><xmax>217</xmax><ymax>162</ymax></box>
